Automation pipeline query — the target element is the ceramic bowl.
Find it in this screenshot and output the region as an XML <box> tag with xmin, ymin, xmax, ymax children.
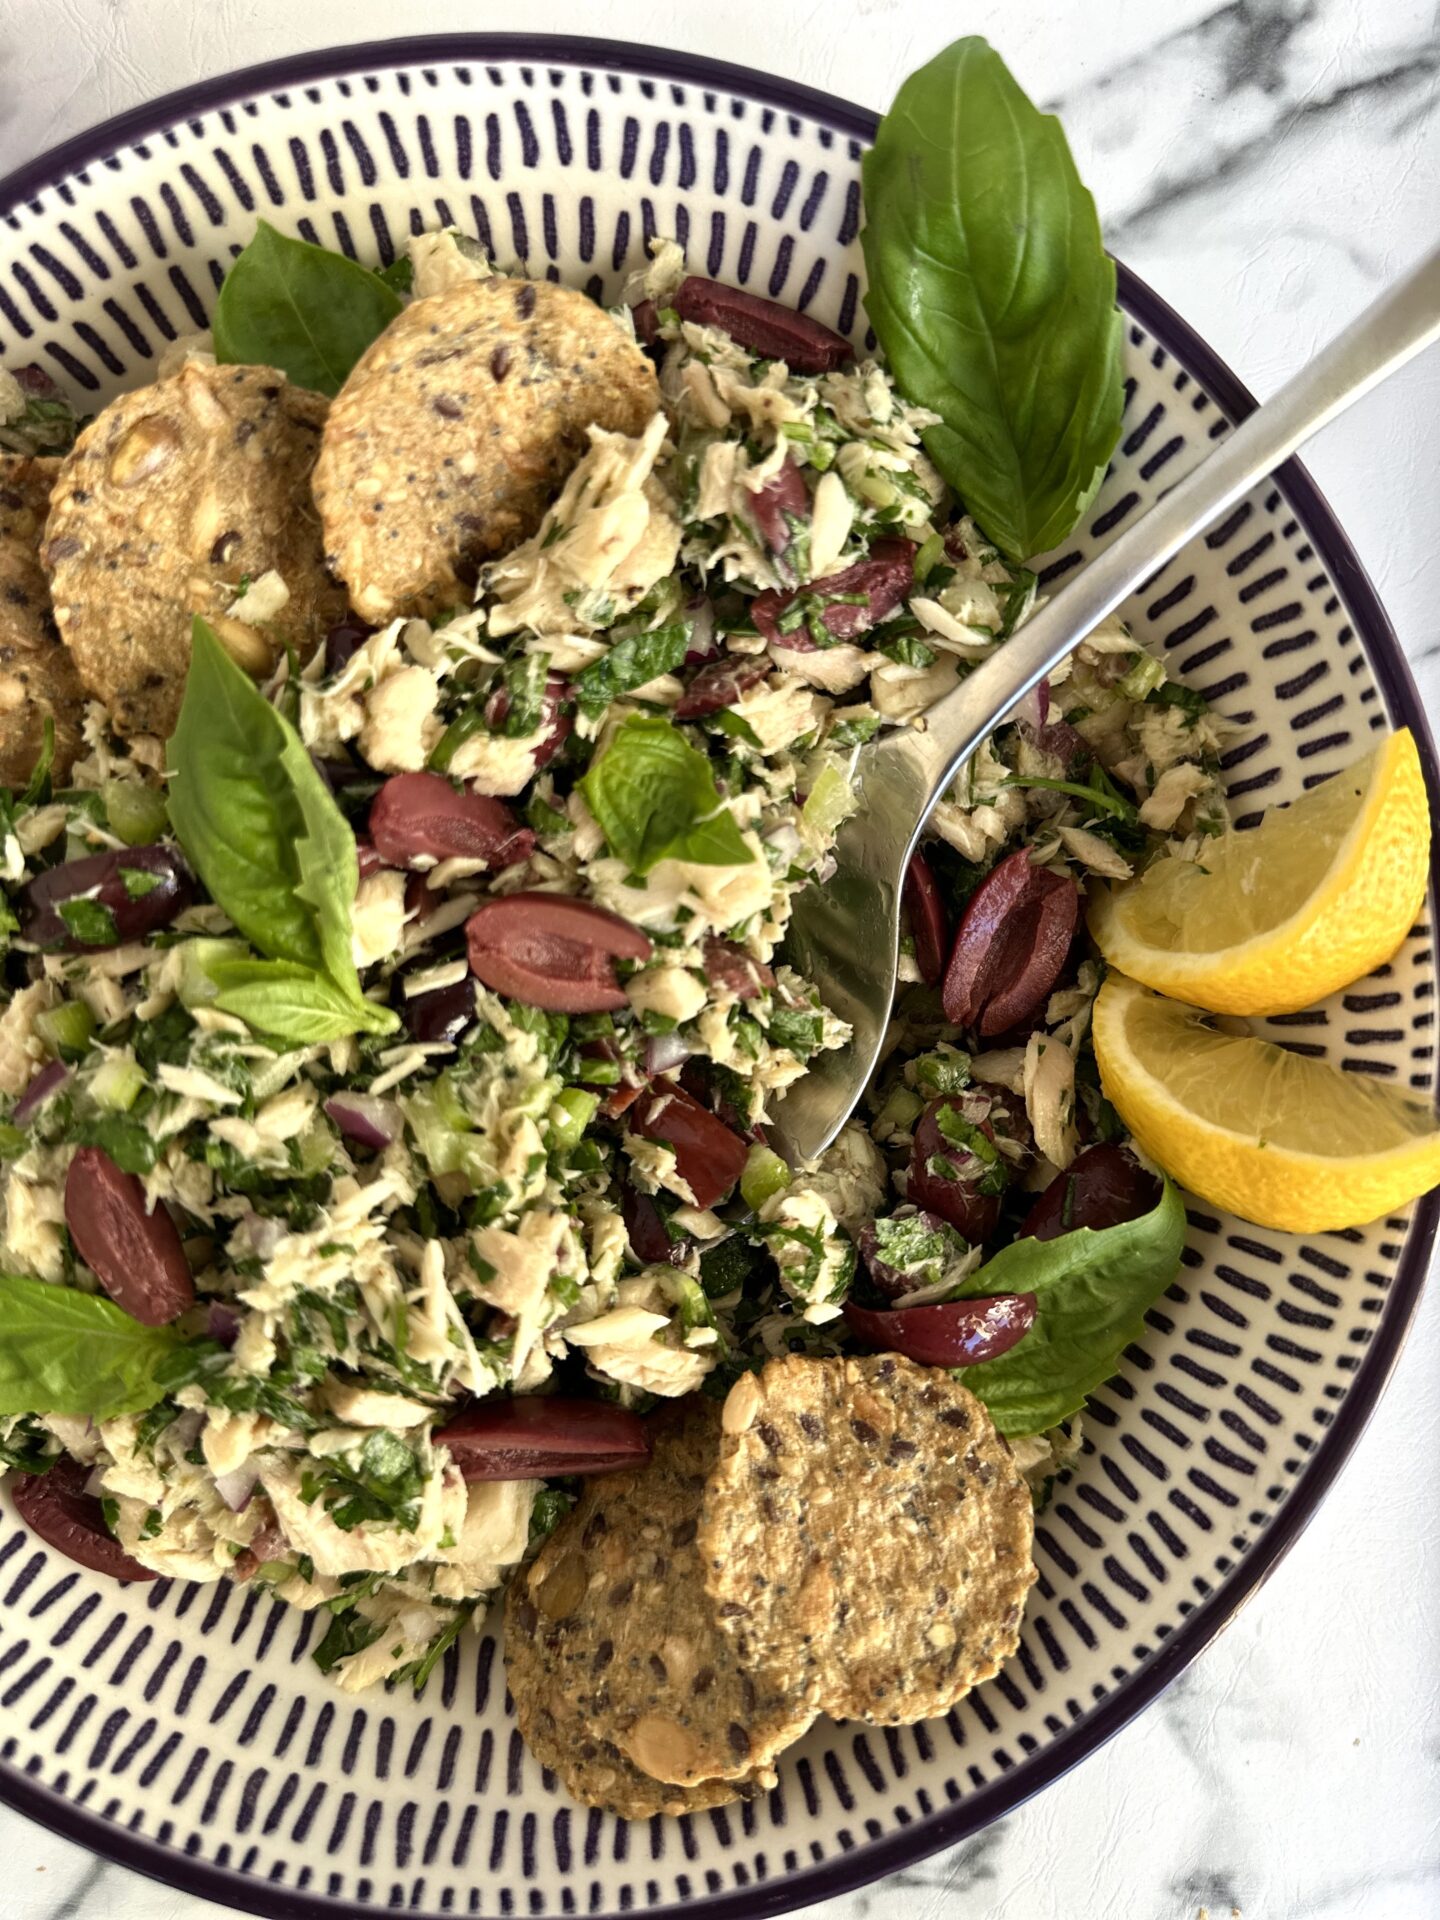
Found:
<box><xmin>0</xmin><ymin>34</ymin><xmax>1435</xmax><ymax>1920</ymax></box>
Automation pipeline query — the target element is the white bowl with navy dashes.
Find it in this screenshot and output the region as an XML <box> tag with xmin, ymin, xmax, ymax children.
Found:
<box><xmin>0</xmin><ymin>34</ymin><xmax>1435</xmax><ymax>1920</ymax></box>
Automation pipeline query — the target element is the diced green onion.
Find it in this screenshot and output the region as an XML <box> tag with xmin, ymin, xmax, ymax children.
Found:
<box><xmin>1118</xmin><ymin>652</ymin><xmax>1167</xmax><ymax>701</ymax></box>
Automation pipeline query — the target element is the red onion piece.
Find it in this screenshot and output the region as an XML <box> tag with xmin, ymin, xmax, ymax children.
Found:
<box><xmin>213</xmin><ymin>1465</ymin><xmax>260</xmax><ymax>1512</ymax></box>
<box><xmin>206</xmin><ymin>1302</ymin><xmax>241</xmax><ymax>1347</ymax></box>
<box><xmin>13</xmin><ymin>1058</ymin><xmax>69</xmax><ymax>1125</ymax></box>
<box><xmin>324</xmin><ymin>1094</ymin><xmax>402</xmax><ymax>1151</ymax></box>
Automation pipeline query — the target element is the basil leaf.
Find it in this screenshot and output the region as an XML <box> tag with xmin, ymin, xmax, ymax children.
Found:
<box><xmin>205</xmin><ymin>956</ymin><xmax>394</xmax><ymax>1043</ymax></box>
<box><xmin>213</xmin><ymin>220</ymin><xmax>403</xmax><ymax>397</ymax></box>
<box><xmin>0</xmin><ymin>1274</ymin><xmax>187</xmax><ymax>1421</ymax></box>
<box><xmin>861</xmin><ymin>37</ymin><xmax>1124</xmax><ymax>561</ymax></box>
<box><xmin>957</xmin><ymin>1177</ymin><xmax>1186</xmax><ymax>1435</ymax></box>
<box><xmin>579</xmin><ymin>714</ymin><xmax>753</xmax><ymax>875</ymax></box>
<box><xmin>573</xmin><ymin>625</ymin><xmax>689</xmax><ymax>717</ymax></box>
<box><xmin>167</xmin><ymin>620</ymin><xmax>397</xmax><ymax>1038</ymax></box>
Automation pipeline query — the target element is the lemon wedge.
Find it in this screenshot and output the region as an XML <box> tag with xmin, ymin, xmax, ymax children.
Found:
<box><xmin>1092</xmin><ymin>972</ymin><xmax>1440</xmax><ymax>1230</ymax></box>
<box><xmin>1088</xmin><ymin>729</ymin><xmax>1430</xmax><ymax>1014</ymax></box>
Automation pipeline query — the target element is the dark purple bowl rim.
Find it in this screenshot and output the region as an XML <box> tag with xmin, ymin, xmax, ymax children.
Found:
<box><xmin>0</xmin><ymin>31</ymin><xmax>1436</xmax><ymax>1920</ymax></box>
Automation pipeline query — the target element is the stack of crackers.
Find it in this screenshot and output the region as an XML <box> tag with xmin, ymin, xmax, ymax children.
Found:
<box><xmin>505</xmin><ymin>1353</ymin><xmax>1038</xmax><ymax>1816</ymax></box>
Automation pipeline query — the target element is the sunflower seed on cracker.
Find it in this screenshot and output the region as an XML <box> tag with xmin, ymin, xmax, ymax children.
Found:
<box><xmin>43</xmin><ymin>363</ymin><xmax>345</xmax><ymax>736</ymax></box>
<box><xmin>504</xmin><ymin>1397</ymin><xmax>810</xmax><ymax>1811</ymax></box>
<box><xmin>699</xmin><ymin>1353</ymin><xmax>1037</xmax><ymax>1726</ymax></box>
<box><xmin>0</xmin><ymin>455</ymin><xmax>84</xmax><ymax>784</ymax></box>
<box><xmin>313</xmin><ymin>275</ymin><xmax>659</xmax><ymax>625</ymax></box>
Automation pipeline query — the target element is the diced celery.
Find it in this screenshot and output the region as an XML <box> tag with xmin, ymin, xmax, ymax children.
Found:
<box><xmin>89</xmin><ymin>1054</ymin><xmax>146</xmax><ymax>1112</ymax></box>
<box><xmin>740</xmin><ymin>1144</ymin><xmax>791</xmax><ymax>1213</ymax></box>
<box><xmin>914</xmin><ymin>531</ymin><xmax>946</xmax><ymax>582</ymax></box>
<box><xmin>102</xmin><ymin>781</ymin><xmax>170</xmax><ymax>846</ymax></box>
<box><xmin>1118</xmin><ymin>652</ymin><xmax>1166</xmax><ymax>701</ymax></box>
<box><xmin>547</xmin><ymin>1087</ymin><xmax>598</xmax><ymax>1155</ymax></box>
<box><xmin>0</xmin><ymin>1123</ymin><xmax>29</xmax><ymax>1157</ymax></box>
<box><xmin>295</xmin><ymin>1122</ymin><xmax>335</xmax><ymax>1175</ymax></box>
<box><xmin>35</xmin><ymin>1001</ymin><xmax>94</xmax><ymax>1058</ymax></box>
<box><xmin>175</xmin><ymin>938</ymin><xmax>250</xmax><ymax>1009</ymax></box>
<box><xmin>800</xmin><ymin>765</ymin><xmax>857</xmax><ymax>848</ymax></box>
<box><xmin>873</xmin><ymin>1084</ymin><xmax>924</xmax><ymax>1137</ymax></box>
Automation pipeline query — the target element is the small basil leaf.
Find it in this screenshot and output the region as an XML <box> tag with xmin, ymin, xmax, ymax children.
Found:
<box><xmin>574</xmin><ymin>625</ymin><xmax>689</xmax><ymax>716</ymax></box>
<box><xmin>207</xmin><ymin>956</ymin><xmax>395</xmax><ymax>1043</ymax></box>
<box><xmin>956</xmin><ymin>1177</ymin><xmax>1186</xmax><ymax>1435</ymax></box>
<box><xmin>213</xmin><ymin>220</ymin><xmax>403</xmax><ymax>397</ymax></box>
<box><xmin>579</xmin><ymin>714</ymin><xmax>753</xmax><ymax>875</ymax></box>
<box><xmin>0</xmin><ymin>1273</ymin><xmax>187</xmax><ymax>1421</ymax></box>
<box><xmin>861</xmin><ymin>37</ymin><xmax>1124</xmax><ymax>561</ymax></box>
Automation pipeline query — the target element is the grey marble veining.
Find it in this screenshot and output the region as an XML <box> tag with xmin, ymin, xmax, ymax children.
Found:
<box><xmin>0</xmin><ymin>2</ymin><xmax>1436</xmax><ymax>1917</ymax></box>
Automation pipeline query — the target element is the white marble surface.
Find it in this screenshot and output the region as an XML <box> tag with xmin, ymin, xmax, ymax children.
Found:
<box><xmin>0</xmin><ymin>2</ymin><xmax>1437</xmax><ymax>1917</ymax></box>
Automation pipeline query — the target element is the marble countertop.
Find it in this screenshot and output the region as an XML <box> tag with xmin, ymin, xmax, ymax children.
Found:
<box><xmin>0</xmin><ymin>2</ymin><xmax>1436</xmax><ymax>1916</ymax></box>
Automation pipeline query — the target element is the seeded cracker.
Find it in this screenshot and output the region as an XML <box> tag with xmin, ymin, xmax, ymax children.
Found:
<box><xmin>43</xmin><ymin>364</ymin><xmax>346</xmax><ymax>737</ymax></box>
<box><xmin>700</xmin><ymin>1354</ymin><xmax>1037</xmax><ymax>1725</ymax></box>
<box><xmin>0</xmin><ymin>455</ymin><xmax>84</xmax><ymax>784</ymax></box>
<box><xmin>505</xmin><ymin>1399</ymin><xmax>808</xmax><ymax>1815</ymax></box>
<box><xmin>313</xmin><ymin>276</ymin><xmax>659</xmax><ymax>624</ymax></box>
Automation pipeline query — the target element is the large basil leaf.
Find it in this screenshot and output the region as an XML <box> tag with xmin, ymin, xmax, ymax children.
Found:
<box><xmin>213</xmin><ymin>220</ymin><xmax>402</xmax><ymax>396</ymax></box>
<box><xmin>579</xmin><ymin>714</ymin><xmax>754</xmax><ymax>874</ymax></box>
<box><xmin>861</xmin><ymin>37</ymin><xmax>1124</xmax><ymax>562</ymax></box>
<box><xmin>957</xmin><ymin>1176</ymin><xmax>1186</xmax><ymax>1436</ymax></box>
<box><xmin>0</xmin><ymin>1274</ymin><xmax>186</xmax><ymax>1421</ymax></box>
<box><xmin>167</xmin><ymin>620</ymin><xmax>396</xmax><ymax>1038</ymax></box>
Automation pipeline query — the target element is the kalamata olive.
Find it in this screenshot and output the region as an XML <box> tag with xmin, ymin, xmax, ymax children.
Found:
<box><xmin>20</xmin><ymin>844</ymin><xmax>194</xmax><ymax>951</ymax></box>
<box><xmin>746</xmin><ymin>458</ymin><xmax>810</xmax><ymax>562</ymax></box>
<box><xmin>903</xmin><ymin>849</ymin><xmax>948</xmax><ymax>988</ymax></box>
<box><xmin>703</xmin><ymin>937</ymin><xmax>775</xmax><ymax>1000</ymax></box>
<box><xmin>620</xmin><ymin>1180</ymin><xmax>689</xmax><ymax>1265</ymax></box>
<box><xmin>842</xmin><ymin>1292</ymin><xmax>1036</xmax><ymax>1367</ymax></box>
<box><xmin>323</xmin><ymin>617</ymin><xmax>374</xmax><ymax>676</ymax></box>
<box><xmin>1018</xmin><ymin>1143</ymin><xmax>1161</xmax><ymax>1242</ymax></box>
<box><xmin>858</xmin><ymin>1209</ymin><xmax>962</xmax><ymax>1300</ymax></box>
<box><xmin>466</xmin><ymin>893</ymin><xmax>652</xmax><ymax>1013</ymax></box>
<box><xmin>435</xmin><ymin>1398</ymin><xmax>653</xmax><ymax>1479</ymax></box>
<box><xmin>631</xmin><ymin>1082</ymin><xmax>749</xmax><ymax>1210</ymax></box>
<box><xmin>666</xmin><ymin>277</ymin><xmax>854</xmax><ymax>373</ymax></box>
<box><xmin>390</xmin><ymin>956</ymin><xmax>477</xmax><ymax>1045</ymax></box>
<box><xmin>907</xmin><ymin>1093</ymin><xmax>1011</xmax><ymax>1245</ymax></box>
<box><xmin>65</xmin><ymin>1146</ymin><xmax>195</xmax><ymax>1325</ymax></box>
<box><xmin>941</xmin><ymin>849</ymin><xmax>1080</xmax><ymax>1036</ymax></box>
<box><xmin>752</xmin><ymin>537</ymin><xmax>916</xmax><ymax>648</ymax></box>
<box><xmin>673</xmin><ymin>653</ymin><xmax>769</xmax><ymax>721</ymax></box>
<box><xmin>355</xmin><ymin>837</ymin><xmax>384</xmax><ymax>880</ymax></box>
<box><xmin>631</xmin><ymin>297</ymin><xmax>660</xmax><ymax>345</ymax></box>
<box><xmin>369</xmin><ymin>772</ymin><xmax>534</xmax><ymax>871</ymax></box>
<box><xmin>484</xmin><ymin>674</ymin><xmax>573</xmax><ymax>771</ymax></box>
<box><xmin>11</xmin><ymin>1456</ymin><xmax>156</xmax><ymax>1581</ymax></box>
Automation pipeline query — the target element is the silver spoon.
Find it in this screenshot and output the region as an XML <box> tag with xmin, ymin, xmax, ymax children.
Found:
<box><xmin>773</xmin><ymin>244</ymin><xmax>1440</xmax><ymax>1164</ymax></box>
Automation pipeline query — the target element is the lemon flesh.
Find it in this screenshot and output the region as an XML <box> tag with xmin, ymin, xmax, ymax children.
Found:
<box><xmin>1093</xmin><ymin>973</ymin><xmax>1440</xmax><ymax>1232</ymax></box>
<box><xmin>1089</xmin><ymin>730</ymin><xmax>1430</xmax><ymax>1014</ymax></box>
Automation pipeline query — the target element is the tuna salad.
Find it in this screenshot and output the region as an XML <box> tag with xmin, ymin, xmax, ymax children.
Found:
<box><xmin>0</xmin><ymin>217</ymin><xmax>1217</xmax><ymax>1697</ymax></box>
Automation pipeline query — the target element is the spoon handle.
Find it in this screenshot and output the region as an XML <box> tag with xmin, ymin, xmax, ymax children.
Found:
<box><xmin>899</xmin><ymin>242</ymin><xmax>1440</xmax><ymax>836</ymax></box>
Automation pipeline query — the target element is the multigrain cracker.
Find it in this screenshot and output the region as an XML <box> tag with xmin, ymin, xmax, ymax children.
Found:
<box><xmin>313</xmin><ymin>276</ymin><xmax>659</xmax><ymax>623</ymax></box>
<box><xmin>504</xmin><ymin>1399</ymin><xmax>809</xmax><ymax>1808</ymax></box>
<box><xmin>699</xmin><ymin>1354</ymin><xmax>1037</xmax><ymax>1725</ymax></box>
<box><xmin>0</xmin><ymin>455</ymin><xmax>84</xmax><ymax>783</ymax></box>
<box><xmin>43</xmin><ymin>363</ymin><xmax>345</xmax><ymax>736</ymax></box>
